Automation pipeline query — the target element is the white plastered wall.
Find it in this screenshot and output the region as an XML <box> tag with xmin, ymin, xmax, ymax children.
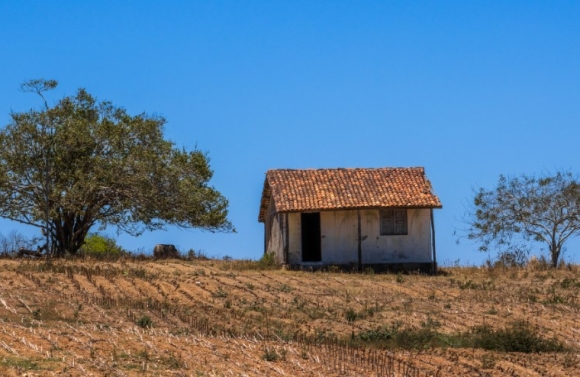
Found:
<box><xmin>287</xmin><ymin>212</ymin><xmax>302</xmax><ymax>264</ymax></box>
<box><xmin>286</xmin><ymin>208</ymin><xmax>432</xmax><ymax>265</ymax></box>
<box><xmin>265</xmin><ymin>199</ymin><xmax>285</xmax><ymax>263</ymax></box>
<box><xmin>360</xmin><ymin>208</ymin><xmax>432</xmax><ymax>263</ymax></box>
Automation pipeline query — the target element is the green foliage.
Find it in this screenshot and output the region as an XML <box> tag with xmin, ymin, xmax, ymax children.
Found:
<box><xmin>345</xmin><ymin>308</ymin><xmax>358</xmax><ymax>323</ymax></box>
<box><xmin>344</xmin><ymin>303</ymin><xmax>383</xmax><ymax>324</ymax></box>
<box><xmin>80</xmin><ymin>234</ymin><xmax>124</xmax><ymax>257</ymax></box>
<box><xmin>458</xmin><ymin>279</ymin><xmax>494</xmax><ymax>290</ymax></box>
<box><xmin>212</xmin><ymin>288</ymin><xmax>228</xmax><ymax>298</ymax></box>
<box><xmin>395</xmin><ymin>272</ymin><xmax>404</xmax><ymax>283</ymax></box>
<box><xmin>136</xmin><ymin>315</ymin><xmax>153</xmax><ymax>329</ymax></box>
<box><xmin>356</xmin><ymin>323</ymin><xmax>445</xmax><ymax>350</ymax></box>
<box><xmin>0</xmin><ymin>357</ymin><xmax>42</xmax><ymax>371</ymax></box>
<box><xmin>279</xmin><ymin>284</ymin><xmax>292</xmax><ymax>293</ymax></box>
<box><xmin>257</xmin><ymin>252</ymin><xmax>278</xmax><ymax>269</ymax></box>
<box><xmin>469</xmin><ymin>320</ymin><xmax>564</xmax><ymax>353</ymax></box>
<box><xmin>466</xmin><ymin>171</ymin><xmax>580</xmax><ymax>267</ymax></box>
<box><xmin>557</xmin><ymin>277</ymin><xmax>580</xmax><ymax>289</ymax></box>
<box><xmin>186</xmin><ymin>248</ymin><xmax>209</xmax><ymax>260</ymax></box>
<box><xmin>0</xmin><ymin>79</ymin><xmax>233</xmax><ymax>255</ymax></box>
<box><xmin>355</xmin><ymin>320</ymin><xmax>565</xmax><ymax>352</ymax></box>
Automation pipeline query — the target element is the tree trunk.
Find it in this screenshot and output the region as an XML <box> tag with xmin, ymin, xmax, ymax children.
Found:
<box><xmin>550</xmin><ymin>241</ymin><xmax>560</xmax><ymax>268</ymax></box>
<box><xmin>52</xmin><ymin>218</ymin><xmax>89</xmax><ymax>256</ymax></box>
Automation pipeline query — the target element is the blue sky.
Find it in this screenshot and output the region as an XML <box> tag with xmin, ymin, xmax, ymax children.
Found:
<box><xmin>1</xmin><ymin>1</ymin><xmax>579</xmax><ymax>264</ymax></box>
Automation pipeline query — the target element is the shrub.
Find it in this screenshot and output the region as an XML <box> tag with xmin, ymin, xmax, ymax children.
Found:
<box><xmin>354</xmin><ymin>320</ymin><xmax>565</xmax><ymax>352</ymax></box>
<box><xmin>357</xmin><ymin>326</ymin><xmax>394</xmax><ymax>343</ymax></box>
<box><xmin>186</xmin><ymin>248</ymin><xmax>209</xmax><ymax>260</ymax></box>
<box><xmin>395</xmin><ymin>273</ymin><xmax>404</xmax><ymax>283</ymax></box>
<box><xmin>469</xmin><ymin>320</ymin><xmax>565</xmax><ymax>353</ymax></box>
<box><xmin>356</xmin><ymin>324</ymin><xmax>445</xmax><ymax>350</ymax></box>
<box><xmin>136</xmin><ymin>315</ymin><xmax>153</xmax><ymax>329</ymax></box>
<box><xmin>257</xmin><ymin>252</ymin><xmax>278</xmax><ymax>269</ymax></box>
<box><xmin>345</xmin><ymin>308</ymin><xmax>358</xmax><ymax>323</ymax></box>
<box><xmin>80</xmin><ymin>234</ymin><xmax>125</xmax><ymax>258</ymax></box>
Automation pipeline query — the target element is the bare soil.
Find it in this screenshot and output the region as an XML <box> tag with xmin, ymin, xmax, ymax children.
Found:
<box><xmin>0</xmin><ymin>258</ymin><xmax>579</xmax><ymax>376</ymax></box>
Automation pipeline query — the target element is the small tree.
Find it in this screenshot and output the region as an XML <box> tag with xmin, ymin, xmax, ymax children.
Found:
<box><xmin>466</xmin><ymin>172</ymin><xmax>580</xmax><ymax>267</ymax></box>
<box><xmin>0</xmin><ymin>79</ymin><xmax>233</xmax><ymax>255</ymax></box>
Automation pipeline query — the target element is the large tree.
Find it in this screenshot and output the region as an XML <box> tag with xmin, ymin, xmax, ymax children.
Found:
<box><xmin>0</xmin><ymin>79</ymin><xmax>233</xmax><ymax>255</ymax></box>
<box><xmin>467</xmin><ymin>172</ymin><xmax>580</xmax><ymax>267</ymax></box>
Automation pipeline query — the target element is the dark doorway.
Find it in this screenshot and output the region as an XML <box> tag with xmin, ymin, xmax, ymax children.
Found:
<box><xmin>301</xmin><ymin>212</ymin><xmax>321</xmax><ymax>262</ymax></box>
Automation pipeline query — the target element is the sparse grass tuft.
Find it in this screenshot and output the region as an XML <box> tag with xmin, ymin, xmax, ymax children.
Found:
<box><xmin>480</xmin><ymin>353</ymin><xmax>496</xmax><ymax>369</ymax></box>
<box><xmin>136</xmin><ymin>315</ymin><xmax>153</xmax><ymax>329</ymax></box>
<box><xmin>262</xmin><ymin>346</ymin><xmax>286</xmax><ymax>362</ymax></box>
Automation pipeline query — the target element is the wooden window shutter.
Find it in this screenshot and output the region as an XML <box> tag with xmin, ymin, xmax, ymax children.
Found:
<box><xmin>394</xmin><ymin>209</ymin><xmax>408</xmax><ymax>235</ymax></box>
<box><xmin>380</xmin><ymin>209</ymin><xmax>407</xmax><ymax>235</ymax></box>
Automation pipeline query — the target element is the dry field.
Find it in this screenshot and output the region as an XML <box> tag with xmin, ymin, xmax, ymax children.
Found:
<box><xmin>0</xmin><ymin>257</ymin><xmax>579</xmax><ymax>376</ymax></box>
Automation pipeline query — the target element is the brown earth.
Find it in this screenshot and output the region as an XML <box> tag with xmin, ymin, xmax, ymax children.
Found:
<box><xmin>0</xmin><ymin>258</ymin><xmax>579</xmax><ymax>376</ymax></box>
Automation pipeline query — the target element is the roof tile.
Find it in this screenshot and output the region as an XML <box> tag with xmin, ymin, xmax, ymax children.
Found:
<box><xmin>258</xmin><ymin>167</ymin><xmax>442</xmax><ymax>222</ymax></box>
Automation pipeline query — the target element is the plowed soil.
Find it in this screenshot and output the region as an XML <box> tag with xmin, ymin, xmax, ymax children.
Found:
<box><xmin>0</xmin><ymin>258</ymin><xmax>579</xmax><ymax>376</ymax></box>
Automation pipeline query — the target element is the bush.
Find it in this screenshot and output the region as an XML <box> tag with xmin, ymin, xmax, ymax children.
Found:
<box><xmin>355</xmin><ymin>320</ymin><xmax>565</xmax><ymax>352</ymax></box>
<box><xmin>470</xmin><ymin>320</ymin><xmax>565</xmax><ymax>353</ymax></box>
<box><xmin>136</xmin><ymin>315</ymin><xmax>153</xmax><ymax>329</ymax></box>
<box><xmin>186</xmin><ymin>248</ymin><xmax>209</xmax><ymax>260</ymax></box>
<box><xmin>257</xmin><ymin>252</ymin><xmax>278</xmax><ymax>269</ymax></box>
<box><xmin>80</xmin><ymin>234</ymin><xmax>125</xmax><ymax>258</ymax></box>
<box><xmin>345</xmin><ymin>308</ymin><xmax>358</xmax><ymax>323</ymax></box>
<box><xmin>356</xmin><ymin>324</ymin><xmax>446</xmax><ymax>350</ymax></box>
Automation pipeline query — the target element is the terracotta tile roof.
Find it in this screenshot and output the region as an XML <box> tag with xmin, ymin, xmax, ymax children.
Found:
<box><xmin>258</xmin><ymin>167</ymin><xmax>442</xmax><ymax>222</ymax></box>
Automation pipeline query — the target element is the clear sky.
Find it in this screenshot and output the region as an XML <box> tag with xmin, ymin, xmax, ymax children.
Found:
<box><xmin>1</xmin><ymin>1</ymin><xmax>579</xmax><ymax>265</ymax></box>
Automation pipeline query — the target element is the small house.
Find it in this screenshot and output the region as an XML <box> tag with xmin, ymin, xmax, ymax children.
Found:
<box><xmin>258</xmin><ymin>167</ymin><xmax>442</xmax><ymax>272</ymax></box>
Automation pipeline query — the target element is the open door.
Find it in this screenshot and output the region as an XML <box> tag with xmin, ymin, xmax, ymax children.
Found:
<box><xmin>301</xmin><ymin>212</ymin><xmax>321</xmax><ymax>262</ymax></box>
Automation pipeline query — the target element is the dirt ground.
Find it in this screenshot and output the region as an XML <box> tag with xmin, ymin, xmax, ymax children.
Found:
<box><xmin>0</xmin><ymin>258</ymin><xmax>579</xmax><ymax>376</ymax></box>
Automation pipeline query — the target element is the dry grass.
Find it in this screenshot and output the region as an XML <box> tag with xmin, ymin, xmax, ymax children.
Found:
<box><xmin>0</xmin><ymin>257</ymin><xmax>579</xmax><ymax>376</ymax></box>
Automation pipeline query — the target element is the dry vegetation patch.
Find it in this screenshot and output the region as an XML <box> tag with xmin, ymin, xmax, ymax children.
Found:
<box><xmin>0</xmin><ymin>258</ymin><xmax>579</xmax><ymax>376</ymax></box>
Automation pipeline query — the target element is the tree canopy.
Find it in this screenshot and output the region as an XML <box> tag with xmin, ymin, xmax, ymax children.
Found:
<box><xmin>466</xmin><ymin>172</ymin><xmax>580</xmax><ymax>267</ymax></box>
<box><xmin>0</xmin><ymin>79</ymin><xmax>233</xmax><ymax>255</ymax></box>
